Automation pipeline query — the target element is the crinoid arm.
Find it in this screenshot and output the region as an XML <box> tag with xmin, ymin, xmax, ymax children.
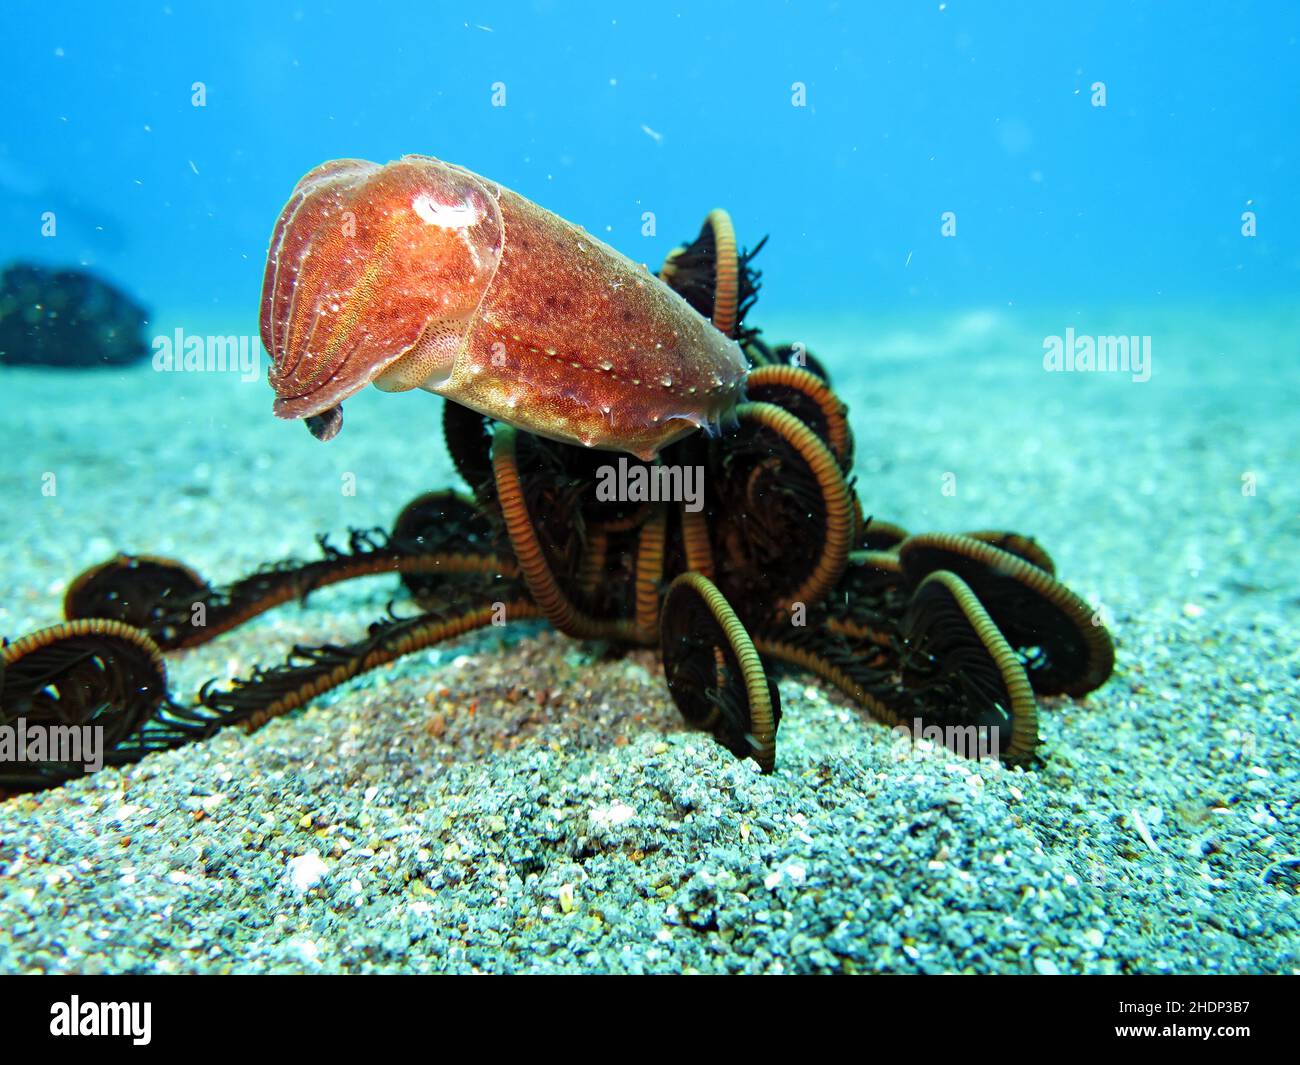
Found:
<box><xmin>0</xmin><ymin>620</ymin><xmax>171</xmax><ymax>791</ymax></box>
<box><xmin>895</xmin><ymin>570</ymin><xmax>1039</xmax><ymax>764</ymax></box>
<box><xmin>0</xmin><ymin>491</ymin><xmax>531</xmax><ymax>794</ymax></box>
<box><xmin>491</xmin><ymin>421</ymin><xmax>641</xmax><ymax>643</ymax></box>
<box><xmin>960</xmin><ymin>530</ymin><xmax>1057</xmax><ymax>576</ymax></box>
<box><xmin>64</xmin><ymin>510</ymin><xmax>512</xmax><ymax>651</ymax></box>
<box><xmin>761</xmin><ymin>342</ymin><xmax>835</xmax><ymax>384</ymax></box>
<box><xmin>658</xmin><ymin>208</ymin><xmax>765</xmax><ymax>342</ymax></box>
<box><xmin>743</xmin><ymin>364</ymin><xmax>853</xmax><ymax>470</ymax></box>
<box><xmin>898</xmin><ymin>532</ymin><xmax>1114</xmax><ymax>697</ymax></box>
<box><xmin>198</xmin><ymin>593</ymin><xmax>540</xmax><ymax>733</ymax></box>
<box><xmin>756</xmin><ymin>582</ymin><xmax>1039</xmax><ymax>767</ymax></box>
<box><xmin>660</xmin><ymin>572</ymin><xmax>780</xmax><ymax>772</ymax></box>
<box><xmin>710</xmin><ymin>401</ymin><xmax>853</xmax><ymax>624</ymax></box>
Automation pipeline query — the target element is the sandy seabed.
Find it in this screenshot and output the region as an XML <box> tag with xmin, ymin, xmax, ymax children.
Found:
<box><xmin>0</xmin><ymin>306</ymin><xmax>1296</xmax><ymax>973</ymax></box>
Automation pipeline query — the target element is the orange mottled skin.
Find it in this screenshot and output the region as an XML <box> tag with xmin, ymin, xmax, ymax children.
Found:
<box><xmin>261</xmin><ymin>155</ymin><xmax>748</xmax><ymax>459</ymax></box>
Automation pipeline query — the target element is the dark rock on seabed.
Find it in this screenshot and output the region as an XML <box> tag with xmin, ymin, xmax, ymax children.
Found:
<box><xmin>0</xmin><ymin>262</ymin><xmax>150</xmax><ymax>368</ymax></box>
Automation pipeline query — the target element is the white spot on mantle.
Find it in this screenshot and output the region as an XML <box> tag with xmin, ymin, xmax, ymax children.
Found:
<box><xmin>412</xmin><ymin>192</ymin><xmax>483</xmax><ymax>229</ymax></box>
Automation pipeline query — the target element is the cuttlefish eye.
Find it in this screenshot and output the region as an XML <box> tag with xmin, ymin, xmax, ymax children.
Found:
<box><xmin>259</xmin><ymin>156</ymin><xmax>505</xmax><ymax>435</ymax></box>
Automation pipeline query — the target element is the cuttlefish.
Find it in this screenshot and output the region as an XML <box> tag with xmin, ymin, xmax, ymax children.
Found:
<box><xmin>260</xmin><ymin>155</ymin><xmax>748</xmax><ymax>460</ymax></box>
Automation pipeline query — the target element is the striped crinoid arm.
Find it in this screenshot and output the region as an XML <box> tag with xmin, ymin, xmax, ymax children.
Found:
<box><xmin>198</xmin><ymin>593</ymin><xmax>541</xmax><ymax>734</ymax></box>
<box><xmin>737</xmin><ymin>402</ymin><xmax>853</xmax><ymax>612</ymax></box>
<box><xmin>710</xmin><ymin>401</ymin><xmax>854</xmax><ymax>625</ymax></box>
<box><xmin>654</xmin><ymin>431</ymin><xmax>715</xmax><ymax>581</ymax></box>
<box><xmin>744</xmin><ymin>363</ymin><xmax>853</xmax><ymax>470</ymax></box>
<box><xmin>753</xmin><ymin>627</ymin><xmax>903</xmax><ymax>731</ymax></box>
<box><xmin>756</xmin><ymin>568</ymin><xmax>1040</xmax><ymax>766</ymax></box>
<box><xmin>64</xmin><ymin>498</ymin><xmax>513</xmax><ymax>651</ymax></box>
<box><xmin>0</xmin><ymin>619</ymin><xmax>175</xmax><ymax>792</ymax></box>
<box><xmin>491</xmin><ymin>422</ymin><xmax>638</xmax><ymax>642</ymax></box>
<box><xmin>741</xmin><ymin>340</ymin><xmax>836</xmax><ymax>385</ymax></box>
<box><xmin>960</xmin><ymin>530</ymin><xmax>1057</xmax><ymax>576</ymax></box>
<box><xmin>898</xmin><ymin>532</ymin><xmax>1114</xmax><ymax>697</ymax></box>
<box><xmin>390</xmin><ymin>489</ymin><xmax>518</xmax><ymax>608</ymax></box>
<box><xmin>858</xmin><ymin>514</ymin><xmax>910</xmax><ymax>551</ymax></box>
<box><xmin>894</xmin><ymin>571</ymin><xmax>1039</xmax><ymax>764</ymax></box>
<box><xmin>657</xmin><ymin>208</ymin><xmax>765</xmax><ymax>342</ymax></box>
<box><xmin>660</xmin><ymin>573</ymin><xmax>780</xmax><ymax>773</ymax></box>
<box><xmin>678</xmin><ymin>502</ymin><xmax>714</xmax><ymax>579</ymax></box>
<box><xmin>575</xmin><ymin>526</ymin><xmax>609</xmax><ymax>599</ymax></box>
<box><xmin>171</xmin><ymin>537</ymin><xmax>511</xmax><ymax>651</ymax></box>
<box><xmin>4</xmin><ymin>578</ymin><xmax>538</xmax><ymax>793</ymax></box>
<box><xmin>633</xmin><ymin>504</ymin><xmax>669</xmax><ymax>645</ymax></box>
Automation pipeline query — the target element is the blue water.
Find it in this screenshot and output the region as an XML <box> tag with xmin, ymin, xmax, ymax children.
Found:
<box><xmin>2</xmin><ymin>1</ymin><xmax>1296</xmax><ymax>323</ymax></box>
